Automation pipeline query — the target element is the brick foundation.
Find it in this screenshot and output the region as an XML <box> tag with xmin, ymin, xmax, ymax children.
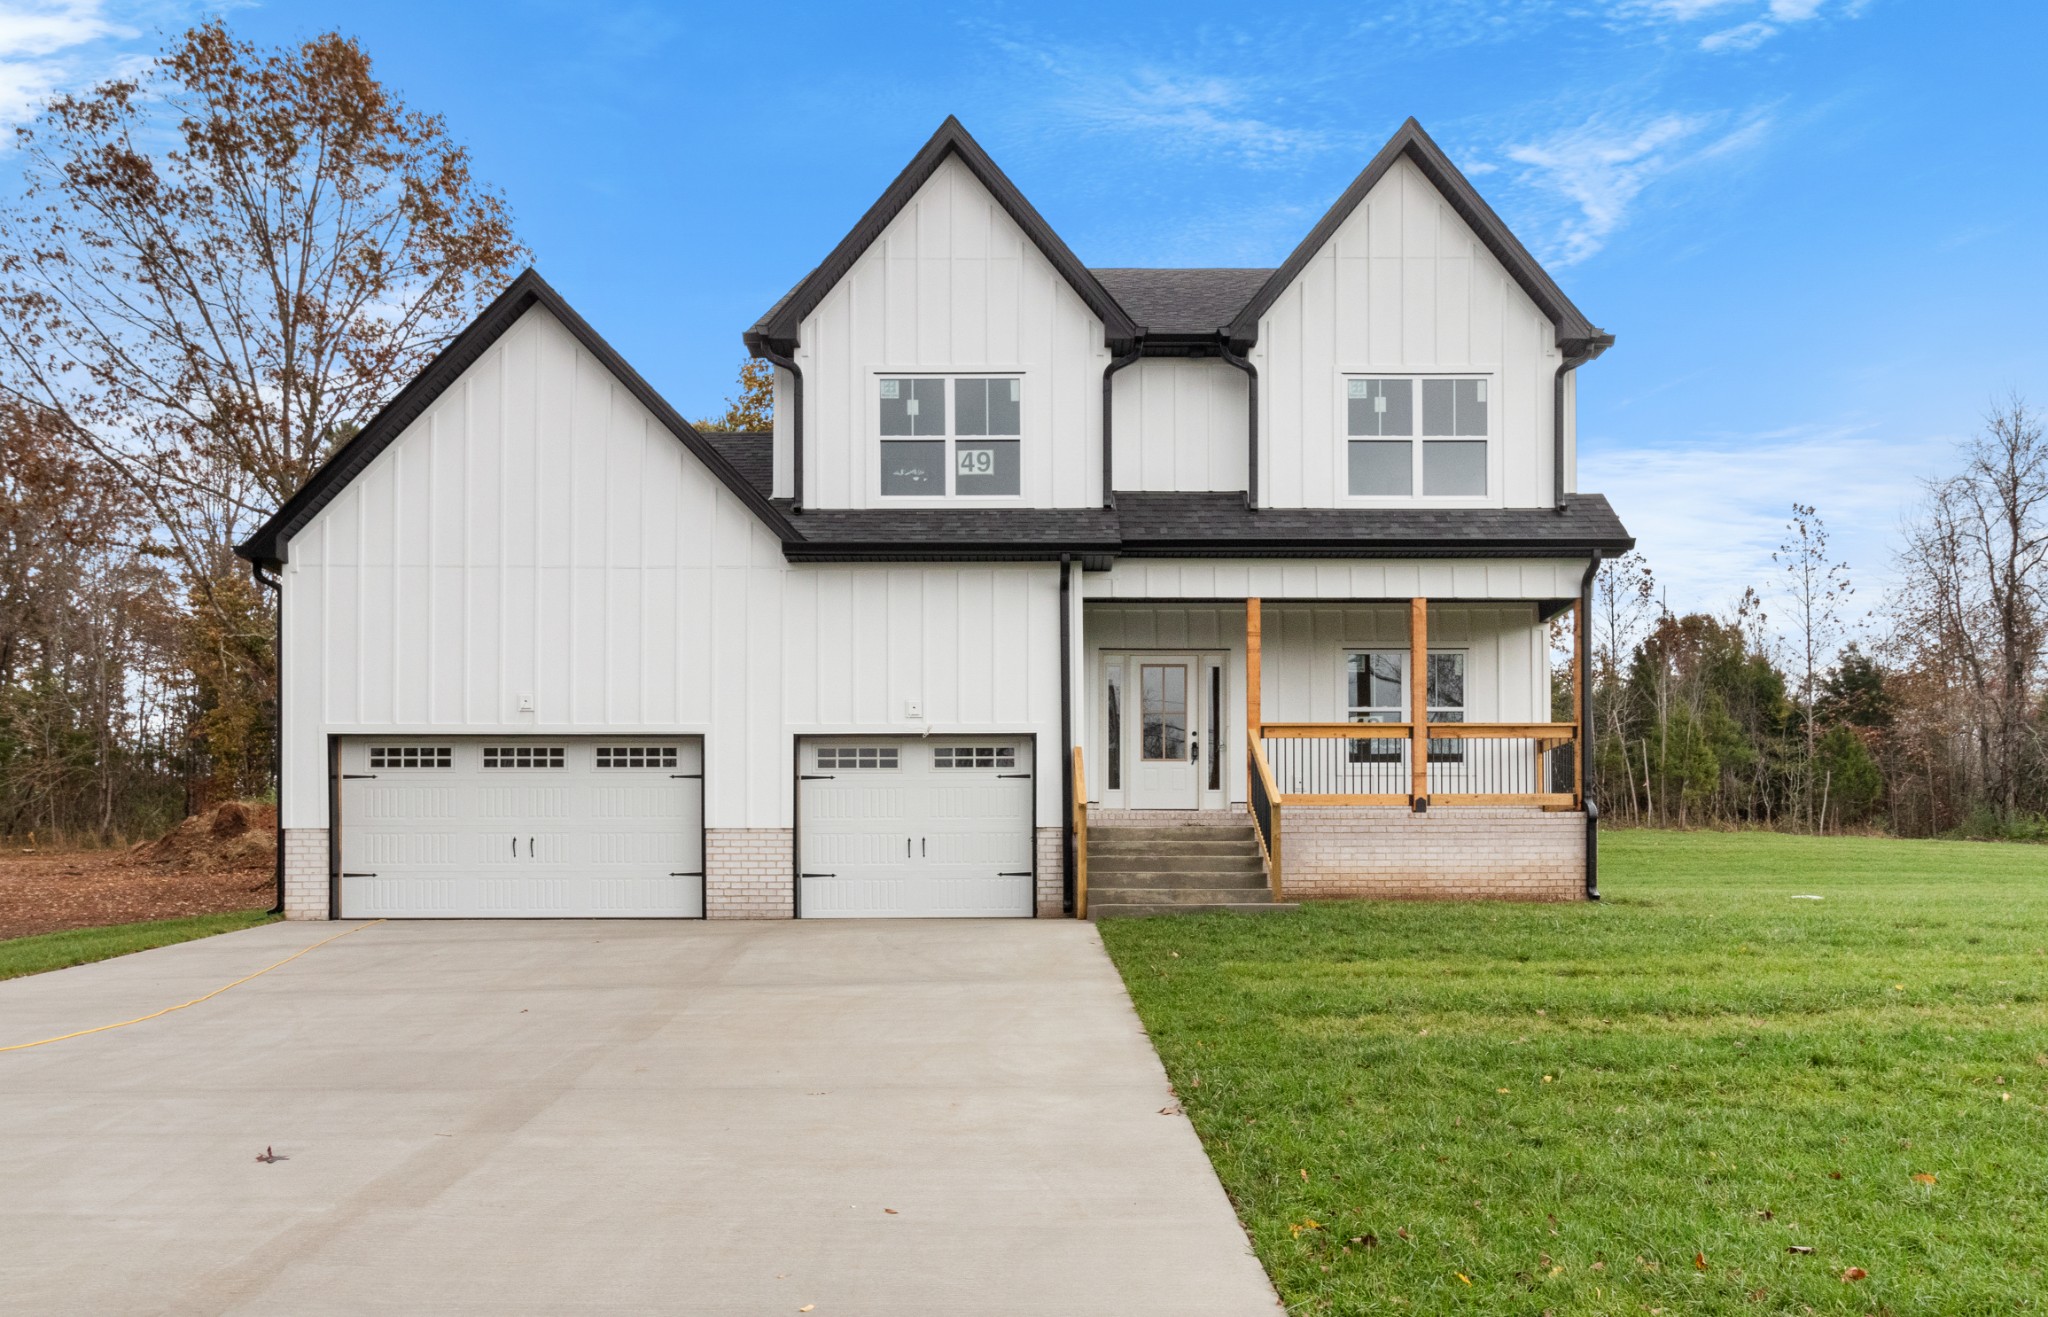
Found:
<box><xmin>282</xmin><ymin>828</ymin><xmax>329</xmax><ymax>920</ymax></box>
<box><xmin>1279</xmin><ymin>806</ymin><xmax>1585</xmax><ymax>901</ymax></box>
<box><xmin>705</xmin><ymin>828</ymin><xmax>795</xmax><ymax>919</ymax></box>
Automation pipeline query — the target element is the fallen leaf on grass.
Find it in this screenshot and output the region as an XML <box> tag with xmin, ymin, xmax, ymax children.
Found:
<box><xmin>1398</xmin><ymin>1227</ymin><xmax>1410</xmax><ymax>1241</ymax></box>
<box><xmin>1911</xmin><ymin>1172</ymin><xmax>1937</xmax><ymax>1185</ymax></box>
<box><xmin>1842</xmin><ymin>1267</ymin><xmax>1868</xmax><ymax>1282</ymax></box>
<box><xmin>1542</xmin><ymin>1075</ymin><xmax>1554</xmax><ymax>1083</ymax></box>
<box><xmin>1756</xmin><ymin>1209</ymin><xmax>1774</xmax><ymax>1220</ymax></box>
<box><xmin>1351</xmin><ymin>1233</ymin><xmax>1378</xmax><ymax>1247</ymax></box>
<box><xmin>1787</xmin><ymin>1246</ymin><xmax>1814</xmax><ymax>1255</ymax></box>
<box><xmin>1498</xmin><ymin>1087</ymin><xmax>1511</xmax><ymax>1094</ymax></box>
<box><xmin>1300</xmin><ymin>1168</ymin><xmax>1309</xmax><ymax>1182</ymax></box>
<box><xmin>1694</xmin><ymin>1252</ymin><xmax>1707</xmax><ymax>1271</ymax></box>
<box><xmin>1455</xmin><ymin>1273</ymin><xmax>1471</xmax><ymax>1285</ymax></box>
<box><xmin>1828</xmin><ymin>1171</ymin><xmax>1843</xmax><ymax>1180</ymax></box>
<box><xmin>1289</xmin><ymin>1218</ymin><xmax>1322</xmax><ymax>1238</ymax></box>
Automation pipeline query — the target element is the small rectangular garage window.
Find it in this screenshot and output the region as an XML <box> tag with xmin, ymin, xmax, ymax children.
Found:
<box><xmin>933</xmin><ymin>746</ymin><xmax>1017</xmax><ymax>769</ymax></box>
<box><xmin>595</xmin><ymin>746</ymin><xmax>679</xmax><ymax>769</ymax></box>
<box><xmin>483</xmin><ymin>746</ymin><xmax>566</xmax><ymax>769</ymax></box>
<box><xmin>368</xmin><ymin>746</ymin><xmax>453</xmax><ymax>769</ymax></box>
<box><xmin>816</xmin><ymin>746</ymin><xmax>899</xmax><ymax>770</ymax></box>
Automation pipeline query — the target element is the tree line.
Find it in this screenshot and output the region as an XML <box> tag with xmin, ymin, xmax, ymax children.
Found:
<box><xmin>1583</xmin><ymin>399</ymin><xmax>2048</xmax><ymax>837</ymax></box>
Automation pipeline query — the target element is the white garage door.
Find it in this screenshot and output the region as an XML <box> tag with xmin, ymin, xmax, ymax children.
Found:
<box><xmin>799</xmin><ymin>737</ymin><xmax>1035</xmax><ymax>918</ymax></box>
<box><xmin>338</xmin><ymin>737</ymin><xmax>703</xmax><ymax>918</ymax></box>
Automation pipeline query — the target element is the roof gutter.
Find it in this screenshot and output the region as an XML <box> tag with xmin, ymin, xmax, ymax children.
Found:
<box><xmin>1101</xmin><ymin>343</ymin><xmax>1142</xmax><ymax>510</ymax></box>
<box><xmin>748</xmin><ymin>336</ymin><xmax>805</xmax><ymax>513</ymax></box>
<box><xmin>250</xmin><ymin>561</ymin><xmax>285</xmax><ymax>917</ymax></box>
<box><xmin>1553</xmin><ymin>333</ymin><xmax>1614</xmax><ymax>512</ymax></box>
<box><xmin>1219</xmin><ymin>337</ymin><xmax>1258</xmax><ymax>511</ymax></box>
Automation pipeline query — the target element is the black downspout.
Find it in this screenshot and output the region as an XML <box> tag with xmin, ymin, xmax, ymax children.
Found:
<box><xmin>754</xmin><ymin>342</ymin><xmax>804</xmax><ymax>512</ymax></box>
<box><xmin>1101</xmin><ymin>346</ymin><xmax>1141</xmax><ymax>509</ymax></box>
<box><xmin>1552</xmin><ymin>333</ymin><xmax>1612</xmax><ymax>512</ymax></box>
<box><xmin>1219</xmin><ymin>339</ymin><xmax>1258</xmax><ymax>510</ymax></box>
<box><xmin>1580</xmin><ymin>550</ymin><xmax>1602</xmax><ymax>900</ymax></box>
<box><xmin>1059</xmin><ymin>554</ymin><xmax>1075</xmax><ymax>916</ymax></box>
<box><xmin>251</xmin><ymin>561</ymin><xmax>285</xmax><ymax>916</ymax></box>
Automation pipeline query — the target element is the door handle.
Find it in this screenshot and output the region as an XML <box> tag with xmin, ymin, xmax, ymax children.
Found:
<box><xmin>1190</xmin><ymin>732</ymin><xmax>1200</xmax><ymax>763</ymax></box>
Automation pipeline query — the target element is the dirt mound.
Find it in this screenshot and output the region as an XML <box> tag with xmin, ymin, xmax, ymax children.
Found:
<box><xmin>138</xmin><ymin>801</ymin><xmax>277</xmax><ymax>872</ymax></box>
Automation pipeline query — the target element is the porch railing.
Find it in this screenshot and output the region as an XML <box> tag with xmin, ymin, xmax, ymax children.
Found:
<box><xmin>1258</xmin><ymin>722</ymin><xmax>1579</xmax><ymax>809</ymax></box>
<box><xmin>1248</xmin><ymin>740</ymin><xmax>1283</xmax><ymax>901</ymax></box>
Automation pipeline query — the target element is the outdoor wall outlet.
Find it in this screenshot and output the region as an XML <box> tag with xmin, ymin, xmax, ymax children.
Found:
<box><xmin>517</xmin><ymin>693</ymin><xmax>535</xmax><ymax>713</ymax></box>
<box><xmin>904</xmin><ymin>700</ymin><xmax>922</xmax><ymax>720</ymax></box>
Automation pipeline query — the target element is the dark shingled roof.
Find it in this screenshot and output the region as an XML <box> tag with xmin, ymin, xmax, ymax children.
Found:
<box><xmin>778</xmin><ymin>505</ymin><xmax>1122</xmax><ymax>561</ymax></box>
<box><xmin>703</xmin><ymin>431</ymin><xmax>773</xmax><ymax>498</ymax></box>
<box><xmin>1089</xmin><ymin>269</ymin><xmax>1274</xmax><ymax>336</ymax></box>
<box><xmin>1111</xmin><ymin>493</ymin><xmax>1633</xmax><ymax>557</ymax></box>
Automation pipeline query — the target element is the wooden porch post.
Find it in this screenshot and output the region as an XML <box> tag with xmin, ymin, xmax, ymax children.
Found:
<box><xmin>1409</xmin><ymin>597</ymin><xmax>1428</xmax><ymax>805</ymax></box>
<box><xmin>1245</xmin><ymin>597</ymin><xmax>1262</xmax><ymax>800</ymax></box>
<box><xmin>1572</xmin><ymin>596</ymin><xmax>1586</xmax><ymax>807</ymax></box>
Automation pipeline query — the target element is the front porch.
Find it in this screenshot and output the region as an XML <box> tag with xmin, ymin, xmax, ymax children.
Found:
<box><xmin>1071</xmin><ymin>576</ymin><xmax>1596</xmax><ymax>914</ymax></box>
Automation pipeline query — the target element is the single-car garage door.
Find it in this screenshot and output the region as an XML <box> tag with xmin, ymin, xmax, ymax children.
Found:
<box><xmin>338</xmin><ymin>737</ymin><xmax>703</xmax><ymax>918</ymax></box>
<box><xmin>799</xmin><ymin>737</ymin><xmax>1035</xmax><ymax>918</ymax></box>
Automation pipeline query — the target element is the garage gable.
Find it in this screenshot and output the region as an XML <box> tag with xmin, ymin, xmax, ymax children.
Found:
<box><xmin>237</xmin><ymin>269</ymin><xmax>795</xmax><ymax>567</ymax></box>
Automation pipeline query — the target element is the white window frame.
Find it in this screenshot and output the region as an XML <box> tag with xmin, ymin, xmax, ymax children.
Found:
<box><xmin>1343</xmin><ymin>648</ymin><xmax>1469</xmax><ymax>762</ymax></box>
<box><xmin>873</xmin><ymin>371</ymin><xmax>1026</xmax><ymax>504</ymax></box>
<box><xmin>1336</xmin><ymin>370</ymin><xmax>1499</xmax><ymax>507</ymax></box>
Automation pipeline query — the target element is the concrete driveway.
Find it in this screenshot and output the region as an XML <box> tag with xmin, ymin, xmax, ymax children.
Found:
<box><xmin>0</xmin><ymin>919</ymin><xmax>1278</xmax><ymax>1315</ymax></box>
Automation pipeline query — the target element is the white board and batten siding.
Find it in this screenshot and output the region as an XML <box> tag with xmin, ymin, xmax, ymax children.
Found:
<box><xmin>1252</xmin><ymin>155</ymin><xmax>1566</xmax><ymax>510</ymax></box>
<box><xmin>279</xmin><ymin>302</ymin><xmax>1067</xmax><ymax>835</ymax></box>
<box><xmin>789</xmin><ymin>154</ymin><xmax>1110</xmax><ymax>509</ymax></box>
<box><xmin>1109</xmin><ymin>358</ymin><xmax>1249</xmax><ymax>491</ymax></box>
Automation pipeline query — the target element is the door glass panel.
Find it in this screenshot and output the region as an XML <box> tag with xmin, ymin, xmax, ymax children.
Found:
<box><xmin>1105</xmin><ymin>665</ymin><xmax>1122</xmax><ymax>791</ymax></box>
<box><xmin>1207</xmin><ymin>665</ymin><xmax>1222</xmax><ymax>791</ymax></box>
<box><xmin>1141</xmin><ymin>664</ymin><xmax>1187</xmax><ymax>762</ymax></box>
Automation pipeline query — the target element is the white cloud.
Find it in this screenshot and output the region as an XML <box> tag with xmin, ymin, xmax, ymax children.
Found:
<box><xmin>981</xmin><ymin>33</ymin><xmax>1344</xmax><ymax>167</ymax></box>
<box><xmin>0</xmin><ymin>1</ymin><xmax>145</xmax><ymax>141</ymax></box>
<box><xmin>1699</xmin><ymin>20</ymin><xmax>1778</xmax><ymax>51</ymax></box>
<box><xmin>1499</xmin><ymin>107</ymin><xmax>1771</xmax><ymax>264</ymax></box>
<box><xmin>1582</xmin><ymin>425</ymin><xmax>1944</xmax><ymax>627</ymax></box>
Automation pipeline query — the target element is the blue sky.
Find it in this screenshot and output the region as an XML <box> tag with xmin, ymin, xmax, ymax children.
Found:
<box><xmin>4</xmin><ymin>1</ymin><xmax>2042</xmax><ymax>630</ymax></box>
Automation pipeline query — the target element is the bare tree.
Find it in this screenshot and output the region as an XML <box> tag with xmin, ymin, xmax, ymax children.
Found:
<box><xmin>1895</xmin><ymin>396</ymin><xmax>2048</xmax><ymax>821</ymax></box>
<box><xmin>1775</xmin><ymin>503</ymin><xmax>1851</xmax><ymax>828</ymax></box>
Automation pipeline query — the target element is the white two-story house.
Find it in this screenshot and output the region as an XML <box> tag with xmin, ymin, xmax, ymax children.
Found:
<box><xmin>239</xmin><ymin>116</ymin><xmax>1633</xmax><ymax>922</ymax></box>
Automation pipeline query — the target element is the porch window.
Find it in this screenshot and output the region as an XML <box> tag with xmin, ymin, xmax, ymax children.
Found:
<box><xmin>1343</xmin><ymin>650</ymin><xmax>1468</xmax><ymax>762</ymax></box>
<box><xmin>1104</xmin><ymin>664</ymin><xmax>1122</xmax><ymax>791</ymax></box>
<box><xmin>1345</xmin><ymin>375</ymin><xmax>1489</xmax><ymax>497</ymax></box>
<box><xmin>1344</xmin><ymin>651</ymin><xmax>1406</xmax><ymax>763</ymax></box>
<box><xmin>879</xmin><ymin>376</ymin><xmax>1021</xmax><ymax>497</ymax></box>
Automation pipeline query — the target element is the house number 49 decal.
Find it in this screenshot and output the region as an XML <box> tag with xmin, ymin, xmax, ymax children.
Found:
<box><xmin>957</xmin><ymin>448</ymin><xmax>996</xmax><ymax>475</ymax></box>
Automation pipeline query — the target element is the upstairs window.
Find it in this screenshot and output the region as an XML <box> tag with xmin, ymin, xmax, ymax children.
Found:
<box><xmin>879</xmin><ymin>376</ymin><xmax>1021</xmax><ymax>497</ymax></box>
<box><xmin>1346</xmin><ymin>376</ymin><xmax>1489</xmax><ymax>497</ymax></box>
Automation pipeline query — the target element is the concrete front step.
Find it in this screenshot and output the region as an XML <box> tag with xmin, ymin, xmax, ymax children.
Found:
<box><xmin>1090</xmin><ymin>885</ymin><xmax>1273</xmax><ymax>906</ymax></box>
<box><xmin>1086</xmin><ymin>824</ymin><xmax>1256</xmax><ymax>842</ymax></box>
<box><xmin>1089</xmin><ymin>853</ymin><xmax>1264</xmax><ymax>874</ymax></box>
<box><xmin>1088</xmin><ymin>869</ymin><xmax>1273</xmax><ymax>891</ymax></box>
<box><xmin>1094</xmin><ymin>901</ymin><xmax>1301</xmax><ymax>918</ymax></box>
<box><xmin>1086</xmin><ymin>837</ymin><xmax>1262</xmax><ymax>856</ymax></box>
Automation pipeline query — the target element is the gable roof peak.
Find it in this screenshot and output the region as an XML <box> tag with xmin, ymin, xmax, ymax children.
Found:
<box><xmin>747</xmin><ymin>116</ymin><xmax>1138</xmax><ymax>354</ymax></box>
<box><xmin>1227</xmin><ymin>117</ymin><xmax>1606</xmax><ymax>351</ymax></box>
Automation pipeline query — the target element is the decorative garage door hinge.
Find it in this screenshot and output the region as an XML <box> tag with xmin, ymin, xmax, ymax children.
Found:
<box><xmin>799</xmin><ymin>774</ymin><xmax>835</xmax><ymax>780</ymax></box>
<box><xmin>800</xmin><ymin>872</ymin><xmax>837</xmax><ymax>878</ymax></box>
<box><xmin>997</xmin><ymin>772</ymin><xmax>1031</xmax><ymax>778</ymax></box>
<box><xmin>341</xmin><ymin>872</ymin><xmax>377</xmax><ymax>877</ymax></box>
<box><xmin>342</xmin><ymin>774</ymin><xmax>377</xmax><ymax>779</ymax></box>
<box><xmin>670</xmin><ymin>773</ymin><xmax>702</xmax><ymax>779</ymax></box>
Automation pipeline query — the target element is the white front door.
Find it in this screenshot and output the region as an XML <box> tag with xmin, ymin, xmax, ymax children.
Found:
<box><xmin>1128</xmin><ymin>657</ymin><xmax>1201</xmax><ymax>809</ymax></box>
<box><xmin>337</xmin><ymin>737</ymin><xmax>704</xmax><ymax>918</ymax></box>
<box><xmin>798</xmin><ymin>737</ymin><xmax>1035</xmax><ymax>918</ymax></box>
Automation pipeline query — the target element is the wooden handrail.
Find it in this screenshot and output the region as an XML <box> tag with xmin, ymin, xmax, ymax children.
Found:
<box><xmin>1072</xmin><ymin>746</ymin><xmax>1089</xmax><ymax>920</ymax></box>
<box><xmin>1258</xmin><ymin>721</ymin><xmax>1575</xmax><ymax>739</ymax></box>
<box><xmin>1252</xmin><ymin>721</ymin><xmax>1582</xmax><ymax>809</ymax></box>
<box><xmin>1249</xmin><ymin>738</ymin><xmax>1284</xmax><ymax>901</ymax></box>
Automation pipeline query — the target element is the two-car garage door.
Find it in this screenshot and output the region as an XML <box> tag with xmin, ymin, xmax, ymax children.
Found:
<box><xmin>338</xmin><ymin>737</ymin><xmax>702</xmax><ymax>918</ymax></box>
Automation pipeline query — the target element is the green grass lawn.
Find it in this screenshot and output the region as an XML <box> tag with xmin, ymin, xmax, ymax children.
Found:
<box><xmin>0</xmin><ymin>910</ymin><xmax>277</xmax><ymax>982</ymax></box>
<box><xmin>1098</xmin><ymin>830</ymin><xmax>2048</xmax><ymax>1314</ymax></box>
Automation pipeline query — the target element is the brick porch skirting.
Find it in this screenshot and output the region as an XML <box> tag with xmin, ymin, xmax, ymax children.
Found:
<box><xmin>705</xmin><ymin>828</ymin><xmax>795</xmax><ymax>919</ymax></box>
<box><xmin>1281</xmin><ymin>806</ymin><xmax>1585</xmax><ymax>902</ymax></box>
<box><xmin>282</xmin><ymin>828</ymin><xmax>328</xmax><ymax>920</ymax></box>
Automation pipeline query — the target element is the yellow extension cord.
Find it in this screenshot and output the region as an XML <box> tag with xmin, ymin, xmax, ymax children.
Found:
<box><xmin>0</xmin><ymin>918</ymin><xmax>386</xmax><ymax>1053</ymax></box>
